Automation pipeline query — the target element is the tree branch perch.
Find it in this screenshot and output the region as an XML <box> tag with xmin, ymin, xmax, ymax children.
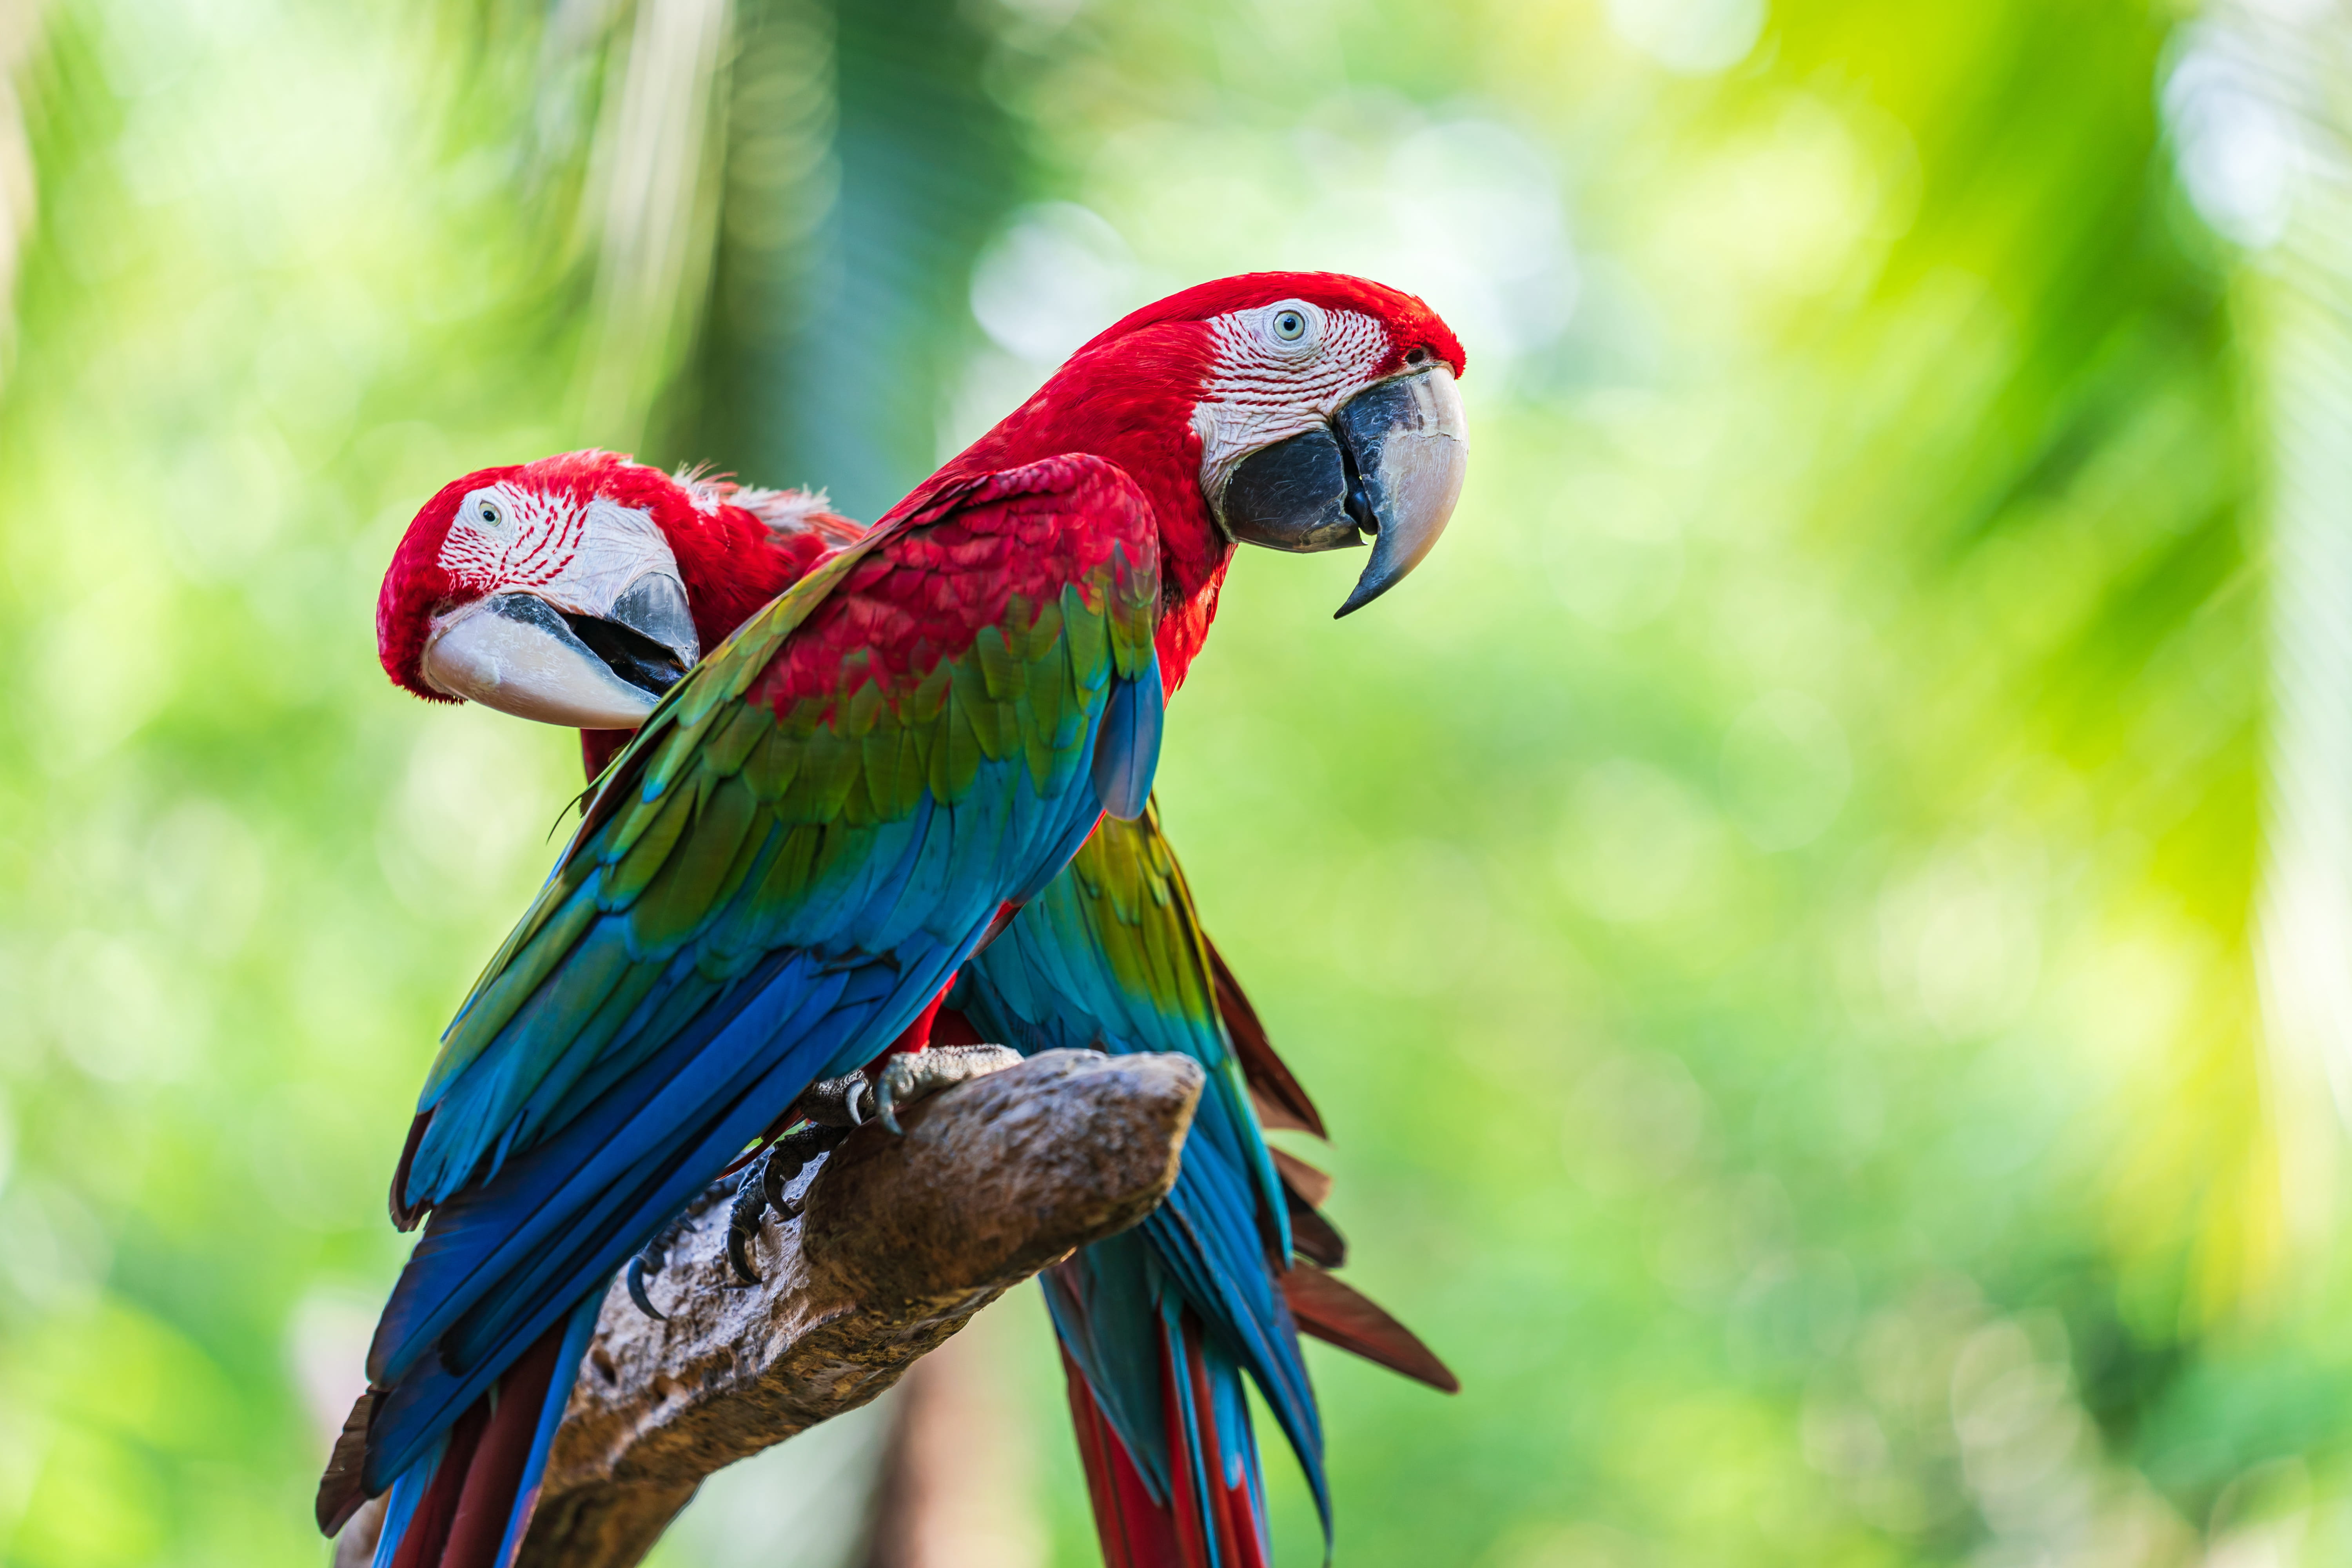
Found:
<box><xmin>334</xmin><ymin>1048</ymin><xmax>1203</xmax><ymax>1568</ymax></box>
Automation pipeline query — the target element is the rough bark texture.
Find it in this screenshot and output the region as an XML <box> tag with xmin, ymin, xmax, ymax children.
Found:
<box><xmin>488</xmin><ymin>1048</ymin><xmax>1201</xmax><ymax>1568</ymax></box>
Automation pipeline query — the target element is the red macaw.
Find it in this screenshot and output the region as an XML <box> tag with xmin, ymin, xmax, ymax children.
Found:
<box><xmin>321</xmin><ymin>272</ymin><xmax>1468</xmax><ymax>1568</ymax></box>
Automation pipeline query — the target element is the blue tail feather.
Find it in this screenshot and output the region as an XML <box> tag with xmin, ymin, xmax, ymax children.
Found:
<box><xmin>366</xmin><ymin>1290</ymin><xmax>601</xmax><ymax>1568</ymax></box>
<box><xmin>1047</xmin><ymin>1246</ymin><xmax>1279</xmax><ymax>1568</ymax></box>
<box><xmin>370</xmin><ymin>1436</ymin><xmax>438</xmax><ymax>1568</ymax></box>
<box><xmin>1144</xmin><ymin>1156</ymin><xmax>1327</xmax><ymax>1539</ymax></box>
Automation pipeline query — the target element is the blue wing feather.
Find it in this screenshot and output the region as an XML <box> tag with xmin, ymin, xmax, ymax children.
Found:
<box><xmin>1091</xmin><ymin>668</ymin><xmax>1165</xmax><ymax>821</ymax></box>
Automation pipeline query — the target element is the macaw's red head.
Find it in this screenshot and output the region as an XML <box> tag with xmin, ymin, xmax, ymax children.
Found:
<box><xmin>376</xmin><ymin>449</ymin><xmax>861</xmax><ymax>730</ymax></box>
<box><xmin>933</xmin><ymin>271</ymin><xmax>1468</xmax><ymax>637</ymax></box>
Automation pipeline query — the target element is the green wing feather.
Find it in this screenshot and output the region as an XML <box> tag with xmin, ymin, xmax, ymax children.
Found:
<box><xmin>428</xmin><ymin>537</ymin><xmax>884</xmax><ymax>1102</ymax></box>
<box><xmin>398</xmin><ymin>461</ymin><xmax>1162</xmax><ymax>1212</ymax></box>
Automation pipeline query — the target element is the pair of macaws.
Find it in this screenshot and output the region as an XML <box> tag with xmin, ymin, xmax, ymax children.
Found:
<box><xmin>319</xmin><ymin>272</ymin><xmax>1468</xmax><ymax>1568</ymax></box>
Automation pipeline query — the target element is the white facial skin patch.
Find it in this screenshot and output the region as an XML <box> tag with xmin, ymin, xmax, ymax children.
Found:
<box><xmin>435</xmin><ymin>484</ymin><xmax>677</xmax><ymax>619</ymax></box>
<box><xmin>1192</xmin><ymin>301</ymin><xmax>1393</xmax><ymax>500</ymax></box>
<box><xmin>420</xmin><ymin>479</ymin><xmax>695</xmax><ymax>727</ymax></box>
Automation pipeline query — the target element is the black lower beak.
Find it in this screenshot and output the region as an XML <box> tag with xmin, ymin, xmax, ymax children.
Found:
<box><xmin>1218</xmin><ymin>425</ymin><xmax>1367</xmax><ymax>555</ymax></box>
<box><xmin>559</xmin><ymin>608</ymin><xmax>691</xmax><ymax>698</ymax></box>
<box><xmin>1214</xmin><ymin>366</ymin><xmax>1469</xmax><ymax>615</ymax></box>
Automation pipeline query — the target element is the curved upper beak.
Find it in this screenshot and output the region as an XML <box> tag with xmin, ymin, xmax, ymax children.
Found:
<box><xmin>1330</xmin><ymin>367</ymin><xmax>1468</xmax><ymax>617</ymax></box>
<box><xmin>421</xmin><ymin>574</ymin><xmax>699</xmax><ymax>730</ymax></box>
<box><xmin>1213</xmin><ymin>365</ymin><xmax>1469</xmax><ymax>617</ymax></box>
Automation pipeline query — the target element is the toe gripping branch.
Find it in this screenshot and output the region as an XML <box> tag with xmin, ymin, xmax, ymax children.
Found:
<box><xmin>721</xmin><ymin>1124</ymin><xmax>848</xmax><ymax>1287</ymax></box>
<box><xmin>831</xmin><ymin>1044</ymin><xmax>1026</xmax><ymax>1136</ymax></box>
<box><xmin>622</xmin><ymin>1123</ymin><xmax>848</xmax><ymax>1316</ymax></box>
<box><xmin>625</xmin><ymin>1046</ymin><xmax>1028</xmax><ymax>1312</ymax></box>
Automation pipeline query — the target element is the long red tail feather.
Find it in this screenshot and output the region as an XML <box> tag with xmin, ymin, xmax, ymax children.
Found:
<box><xmin>384</xmin><ymin>1320</ymin><xmax>568</xmax><ymax>1568</ymax></box>
<box><xmin>386</xmin><ymin>1398</ymin><xmax>486</xmax><ymax>1568</ymax></box>
<box><xmin>1156</xmin><ymin>1328</ymin><xmax>1213</xmax><ymax>1567</ymax></box>
<box><xmin>1062</xmin><ymin>1327</ymin><xmax>1272</xmax><ymax>1568</ymax></box>
<box><xmin>1178</xmin><ymin>1316</ymin><xmax>1267</xmax><ymax>1568</ymax></box>
<box><xmin>441</xmin><ymin>1325</ymin><xmax>566</xmax><ymax>1568</ymax></box>
<box><xmin>1063</xmin><ymin>1349</ymin><xmax>1183</xmax><ymax>1568</ymax></box>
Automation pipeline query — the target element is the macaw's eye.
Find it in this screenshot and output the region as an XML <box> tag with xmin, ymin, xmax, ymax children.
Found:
<box><xmin>1272</xmin><ymin>309</ymin><xmax>1307</xmax><ymax>341</ymax></box>
<box><xmin>478</xmin><ymin>500</ymin><xmax>503</xmax><ymax>528</ymax></box>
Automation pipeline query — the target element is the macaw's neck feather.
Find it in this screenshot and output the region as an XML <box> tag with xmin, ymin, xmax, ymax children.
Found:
<box><xmin>575</xmin><ymin>499</ymin><xmax>840</xmax><ymax>783</ymax></box>
<box><xmin>903</xmin><ymin>321</ymin><xmax>1234</xmax><ymax>694</ymax></box>
<box><xmin>666</xmin><ymin>505</ymin><xmax>831</xmax><ymax>652</ymax></box>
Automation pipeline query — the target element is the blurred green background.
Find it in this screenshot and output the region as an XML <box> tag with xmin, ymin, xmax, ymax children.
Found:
<box><xmin>5</xmin><ymin>0</ymin><xmax>2352</xmax><ymax>1562</ymax></box>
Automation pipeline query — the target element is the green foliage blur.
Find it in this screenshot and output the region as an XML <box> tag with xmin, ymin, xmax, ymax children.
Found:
<box><xmin>2</xmin><ymin>0</ymin><xmax>2347</xmax><ymax>1564</ymax></box>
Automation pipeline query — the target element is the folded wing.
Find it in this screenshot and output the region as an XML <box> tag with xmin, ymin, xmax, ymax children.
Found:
<box><xmin>350</xmin><ymin>455</ymin><xmax>1164</xmax><ymax>1502</ymax></box>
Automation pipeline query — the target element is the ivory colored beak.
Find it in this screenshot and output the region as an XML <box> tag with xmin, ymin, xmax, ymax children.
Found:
<box><xmin>421</xmin><ymin>594</ymin><xmax>662</xmax><ymax>730</ymax></box>
<box><xmin>1332</xmin><ymin>366</ymin><xmax>1469</xmax><ymax>618</ymax></box>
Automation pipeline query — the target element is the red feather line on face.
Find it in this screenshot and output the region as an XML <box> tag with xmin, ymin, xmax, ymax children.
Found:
<box><xmin>377</xmin><ymin>467</ymin><xmax>498</xmax><ymax>702</ymax></box>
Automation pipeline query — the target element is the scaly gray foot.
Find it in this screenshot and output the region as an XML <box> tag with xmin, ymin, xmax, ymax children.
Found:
<box><xmin>868</xmin><ymin>1044</ymin><xmax>1023</xmax><ymax>1134</ymax></box>
<box><xmin>787</xmin><ymin>1045</ymin><xmax>1024</xmax><ymax>1134</ymax></box>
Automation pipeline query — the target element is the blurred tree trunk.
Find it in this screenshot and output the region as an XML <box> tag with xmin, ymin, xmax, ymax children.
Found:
<box><xmin>858</xmin><ymin>1316</ymin><xmax>1044</xmax><ymax>1568</ymax></box>
<box><xmin>668</xmin><ymin>0</ymin><xmax>1027</xmax><ymax>517</ymax></box>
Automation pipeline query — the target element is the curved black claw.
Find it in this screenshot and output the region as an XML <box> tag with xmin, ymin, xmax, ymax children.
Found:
<box><xmin>725</xmin><ymin>1227</ymin><xmax>758</xmax><ymax>1286</ymax></box>
<box><xmin>626</xmin><ymin>1193</ymin><xmax>715</xmax><ymax>1320</ymax></box>
<box><xmin>626</xmin><ymin>1255</ymin><xmax>666</xmax><ymax>1321</ymax></box>
<box><xmin>725</xmin><ymin>1123</ymin><xmax>854</xmax><ymax>1285</ymax></box>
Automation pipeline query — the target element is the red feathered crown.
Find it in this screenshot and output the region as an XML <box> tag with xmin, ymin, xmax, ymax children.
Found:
<box><xmin>1072</xmin><ymin>270</ymin><xmax>1465</xmax><ymax>380</ymax></box>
